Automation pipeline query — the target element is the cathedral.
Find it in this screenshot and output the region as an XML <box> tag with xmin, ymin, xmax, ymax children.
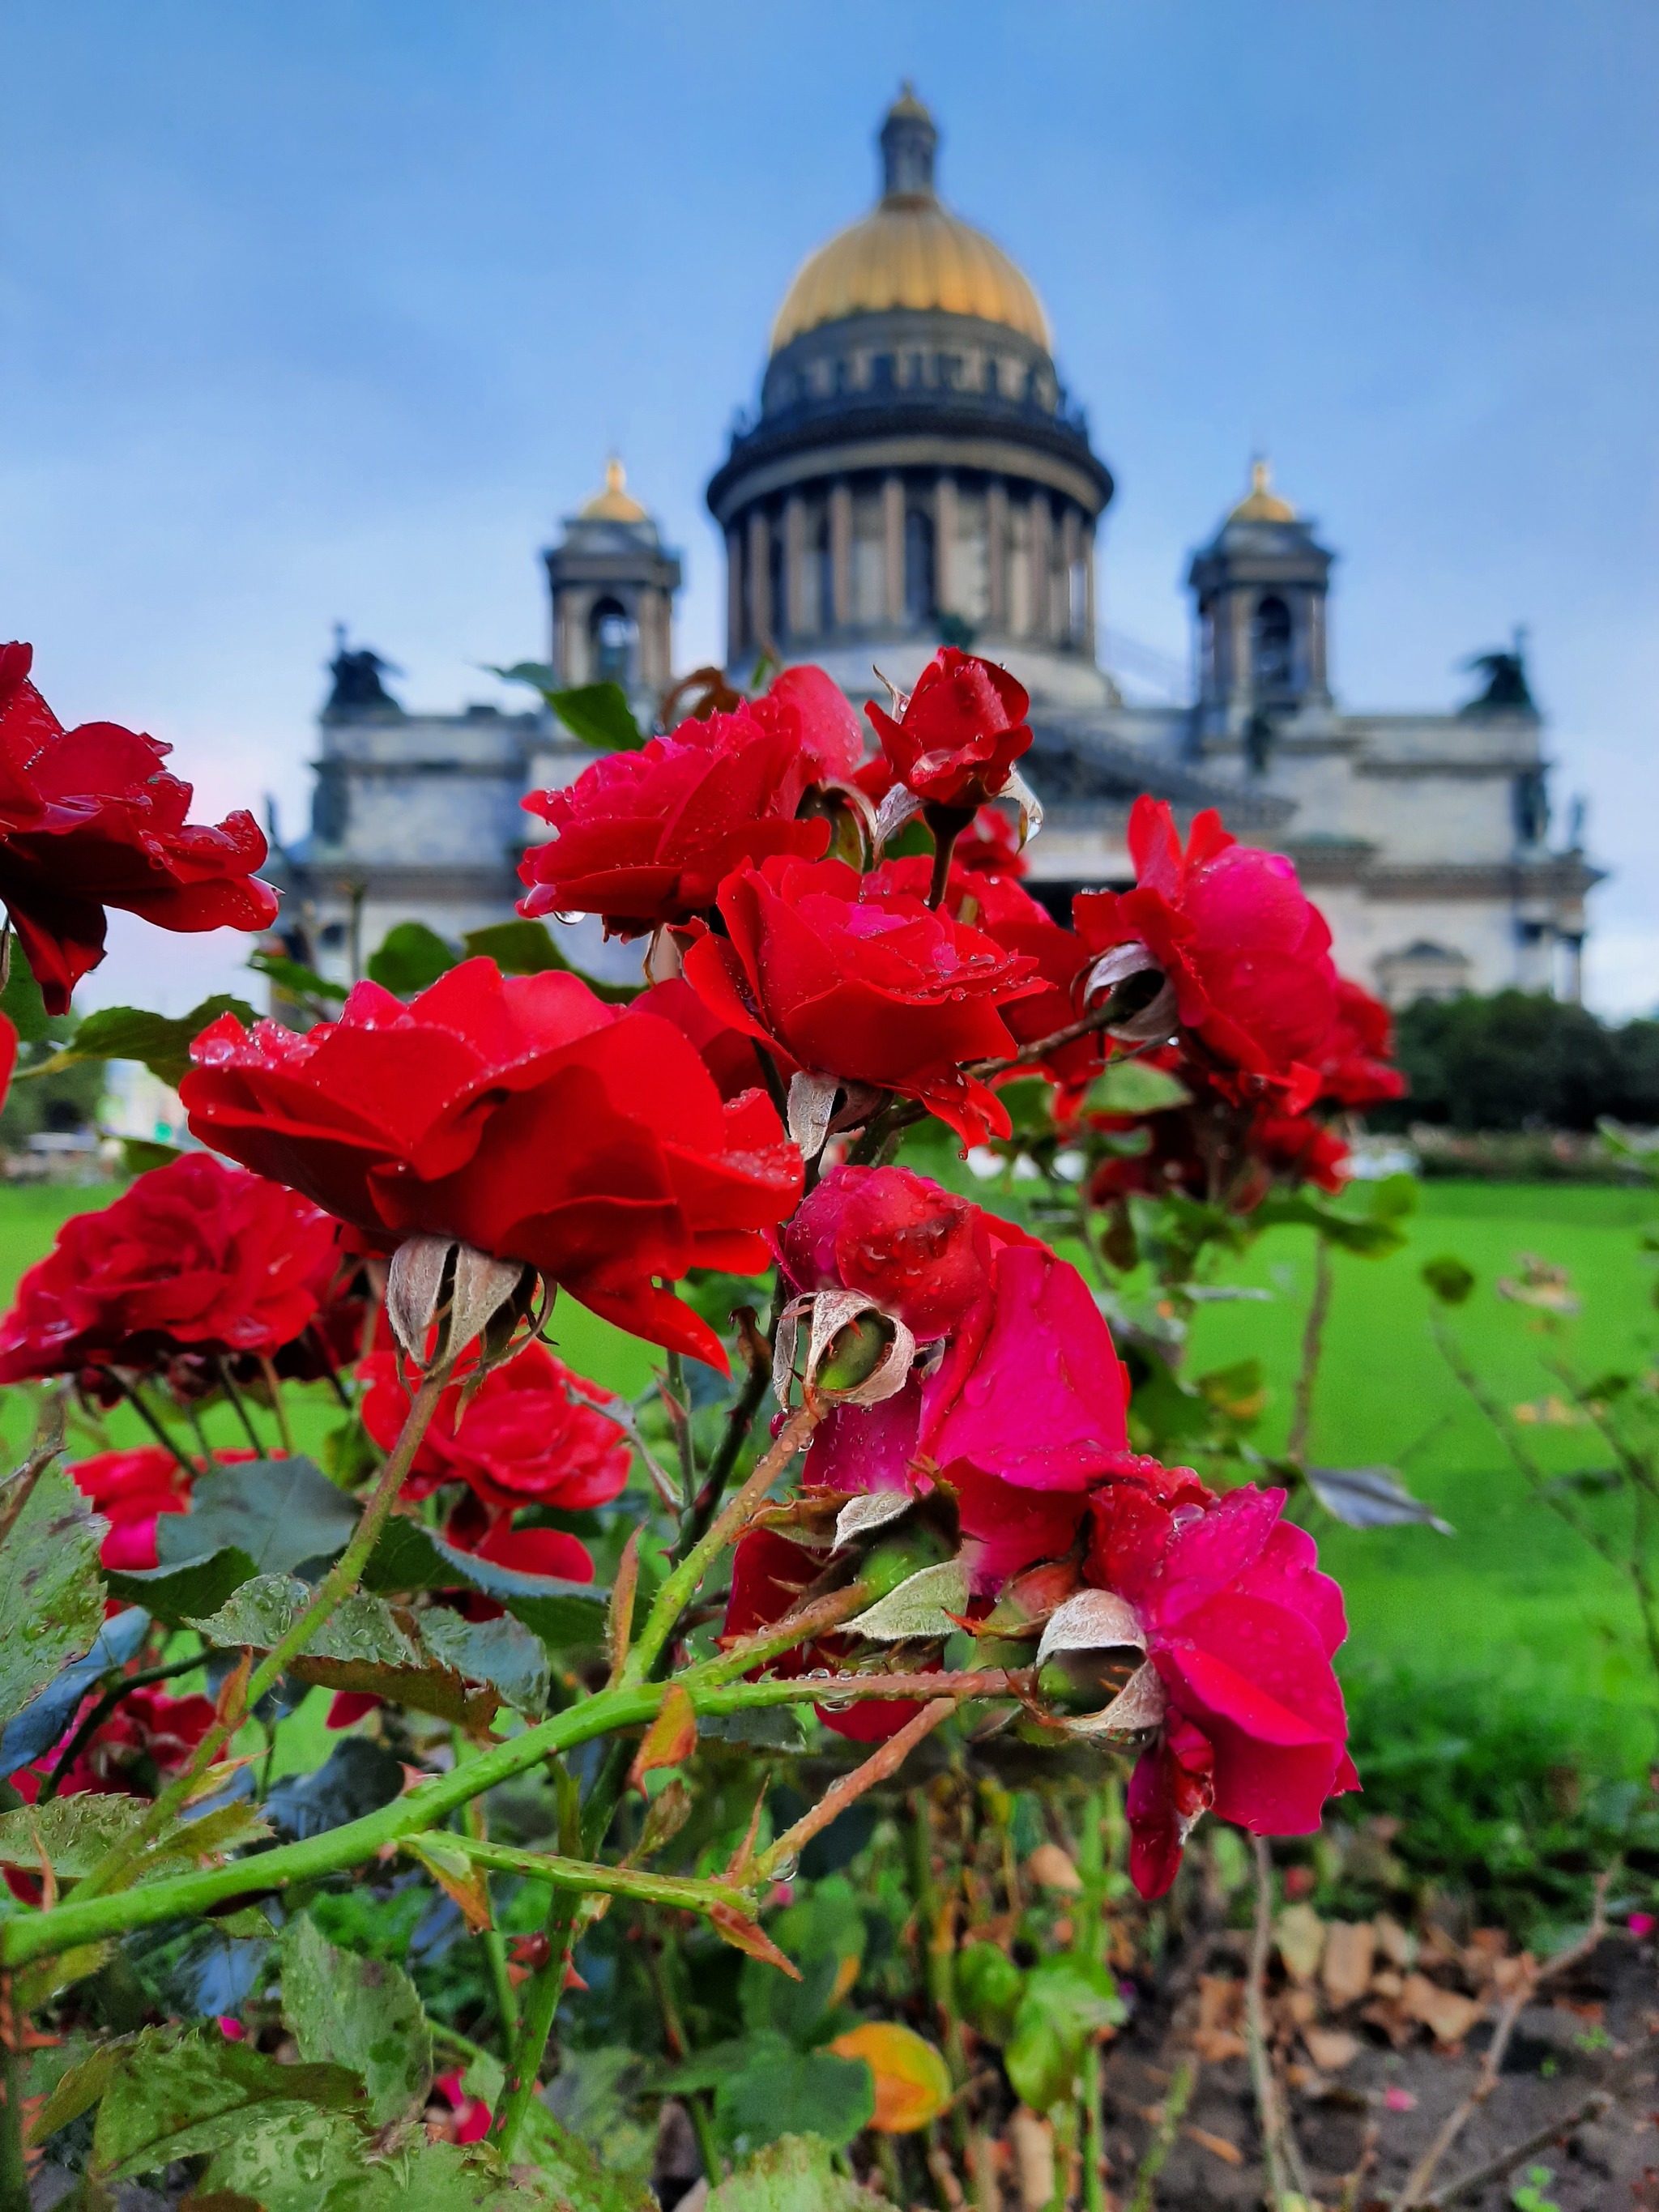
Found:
<box><xmin>276</xmin><ymin>89</ymin><xmax>1600</xmax><ymax>1007</ymax></box>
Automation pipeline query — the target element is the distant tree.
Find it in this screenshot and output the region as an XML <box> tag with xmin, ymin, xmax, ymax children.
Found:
<box><xmin>1372</xmin><ymin>990</ymin><xmax>1659</xmax><ymax>1132</ymax></box>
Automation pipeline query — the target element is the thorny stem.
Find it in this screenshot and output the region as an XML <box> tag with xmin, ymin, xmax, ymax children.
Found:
<box><xmin>1077</xmin><ymin>1786</ymin><xmax>1109</xmax><ymax>2212</ymax></box>
<box><xmin>677</xmin><ymin>1293</ymin><xmax>777</xmax><ymax>1554</ymax></box>
<box><xmin>663</xmin><ymin>1349</ymin><xmax>697</xmax><ymax>1509</ymax></box>
<box><xmin>1247</xmin><ymin>1834</ymin><xmax>1302</xmax><ymax>2210</ymax></box>
<box><xmin>453</xmin><ymin>1732</ymin><xmax>518</xmax><ymax>2044</ymax></box>
<box><xmin>1124</xmin><ymin>2058</ymin><xmax>1194</xmax><ymax>2212</ymax></box>
<box><xmin>0</xmin><ymin>1669</ymin><xmax>1013</xmax><ymax>1969</ymax></box>
<box><xmin>754</xmin><ymin>1698</ymin><xmax>955</xmax><ymax>1882</ymax></box>
<box><xmin>1286</xmin><ymin>1235</ymin><xmax>1333</xmax><ymax>1464</ymax></box>
<box><xmin>75</xmin><ymin>1356</ymin><xmax>457</xmax><ymax>1900</ymax></box>
<box><xmin>0</xmin><ymin>2033</ymin><xmax>27</xmax><ymax>2212</ymax></box>
<box><xmin>493</xmin><ymin>1767</ymin><xmax>582</xmax><ymax>2162</ymax></box>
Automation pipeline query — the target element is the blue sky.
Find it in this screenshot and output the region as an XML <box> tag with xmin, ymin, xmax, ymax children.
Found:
<box><xmin>2</xmin><ymin>1</ymin><xmax>1656</xmax><ymax>1013</ymax></box>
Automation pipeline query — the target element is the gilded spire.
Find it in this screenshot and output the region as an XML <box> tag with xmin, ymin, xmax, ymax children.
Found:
<box><xmin>579</xmin><ymin>457</ymin><xmax>649</xmax><ymax>524</ymax></box>
<box><xmin>1229</xmin><ymin>458</ymin><xmax>1297</xmax><ymax>524</ymax></box>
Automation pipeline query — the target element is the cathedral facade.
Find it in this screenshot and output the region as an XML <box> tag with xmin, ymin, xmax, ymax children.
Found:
<box><xmin>276</xmin><ymin>90</ymin><xmax>1599</xmax><ymax>1007</ymax></box>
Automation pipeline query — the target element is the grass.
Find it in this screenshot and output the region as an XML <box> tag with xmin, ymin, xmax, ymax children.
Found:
<box><xmin>2</xmin><ymin>1176</ymin><xmax>1656</xmax><ymax>1775</ymax></box>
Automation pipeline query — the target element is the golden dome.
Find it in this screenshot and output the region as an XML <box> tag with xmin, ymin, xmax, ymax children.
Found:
<box><xmin>578</xmin><ymin>458</ymin><xmax>648</xmax><ymax>524</ymax></box>
<box><xmin>769</xmin><ymin>89</ymin><xmax>1051</xmax><ymax>355</ymax></box>
<box><xmin>1229</xmin><ymin>458</ymin><xmax>1297</xmax><ymax>524</ymax></box>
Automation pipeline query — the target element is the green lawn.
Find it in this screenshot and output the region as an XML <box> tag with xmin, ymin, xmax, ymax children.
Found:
<box><xmin>3</xmin><ymin>1176</ymin><xmax>1656</xmax><ymax>1772</ymax></box>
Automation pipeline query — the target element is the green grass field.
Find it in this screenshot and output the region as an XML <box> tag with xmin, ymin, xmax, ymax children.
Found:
<box><xmin>4</xmin><ymin>1176</ymin><xmax>1656</xmax><ymax>1773</ymax></box>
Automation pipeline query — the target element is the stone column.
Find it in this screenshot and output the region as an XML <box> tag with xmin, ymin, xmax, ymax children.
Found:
<box><xmin>1230</xmin><ymin>591</ymin><xmax>1252</xmax><ymax>702</ymax></box>
<box><xmin>1308</xmin><ymin>591</ymin><xmax>1328</xmax><ymax>693</ymax></box>
<box><xmin>986</xmin><ymin>479</ymin><xmax>1008</xmax><ymax>630</ymax></box>
<box><xmin>934</xmin><ymin>473</ymin><xmax>957</xmax><ymax>618</ymax></box>
<box><xmin>830</xmin><ymin>482</ymin><xmax>852</xmax><ymax>630</ymax></box>
<box><xmin>726</xmin><ymin>526</ymin><xmax>745</xmax><ymax>665</ymax></box>
<box><xmin>1082</xmin><ymin>526</ymin><xmax>1098</xmax><ymax>658</ymax></box>
<box><xmin>747</xmin><ymin>509</ymin><xmax>772</xmax><ymax>655</ymax></box>
<box><xmin>1060</xmin><ymin>505</ymin><xmax>1081</xmax><ymax>645</ymax></box>
<box><xmin>1030</xmin><ymin>494</ymin><xmax>1053</xmax><ymax>641</ymax></box>
<box><xmin>882</xmin><ymin>475</ymin><xmax>906</xmax><ymax>624</ymax></box>
<box><xmin>783</xmin><ymin>494</ymin><xmax>807</xmax><ymax>641</ymax></box>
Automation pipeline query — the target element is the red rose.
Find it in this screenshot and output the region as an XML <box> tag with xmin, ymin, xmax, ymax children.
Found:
<box><xmin>681</xmin><ymin>855</ymin><xmax>1043</xmax><ymax>1145</ymax></box>
<box><xmin>1250</xmin><ymin>1110</ymin><xmax>1350</xmax><ymax>1192</ymax></box>
<box><xmin>0</xmin><ymin>643</ymin><xmax>278</xmax><ymax>1013</ymax></box>
<box><xmin>1074</xmin><ymin>798</ymin><xmax>1337</xmax><ymax>1102</ymax></box>
<box><xmin>952</xmin><ymin>806</ymin><xmax>1029</xmax><ymax>877</ymax></box>
<box><xmin>1317</xmin><ymin>978</ymin><xmax>1406</xmax><ymax>1109</ymax></box>
<box><xmin>70</xmin><ymin>1445</ymin><xmax>192</xmax><ymax>1571</ymax></box>
<box><xmin>779</xmin><ymin>1162</ymin><xmax>1004</xmax><ymax>1341</ymax></box>
<box><xmin>0</xmin><ymin>1154</ymin><xmax>339</xmax><ymax>1387</ymax></box>
<box><xmin>633</xmin><ymin>977</ymin><xmax>770</xmax><ymax>1102</ymax></box>
<box><xmin>883</xmin><ymin>859</ymin><xmax>1096</xmax><ymax>1094</ymax></box>
<box><xmin>864</xmin><ymin>648</ymin><xmax>1032</xmax><ymax>810</ymax></box>
<box><xmin>360</xmin><ymin>1336</ymin><xmax>629</xmax><ymax>1520</ymax></box>
<box><xmin>180</xmin><ymin>958</ymin><xmax>801</xmax><ymax>1368</ymax></box>
<box><xmin>518</xmin><ymin>668</ymin><xmax>859</xmax><ymax>940</ymax></box>
<box><xmin>1085</xmin><ymin>1482</ymin><xmax>1355</xmax><ymax>1897</ymax></box>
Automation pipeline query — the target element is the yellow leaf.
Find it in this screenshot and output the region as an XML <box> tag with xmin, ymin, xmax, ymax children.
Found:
<box><xmin>629</xmin><ymin>1683</ymin><xmax>697</xmax><ymax>1788</ymax></box>
<box><xmin>403</xmin><ymin>1835</ymin><xmax>493</xmax><ymax>1933</ymax></box>
<box><xmin>829</xmin><ymin>2022</ymin><xmax>952</xmax><ymax>2133</ymax></box>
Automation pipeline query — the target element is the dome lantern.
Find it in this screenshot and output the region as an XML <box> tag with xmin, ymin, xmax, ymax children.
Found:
<box><xmin>880</xmin><ymin>82</ymin><xmax>938</xmax><ymax>201</ymax></box>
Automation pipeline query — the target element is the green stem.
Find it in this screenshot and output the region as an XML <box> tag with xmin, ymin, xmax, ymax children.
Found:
<box><xmin>1</xmin><ymin>1669</ymin><xmax>1009</xmax><ymax>1969</ymax></box>
<box><xmin>454</xmin><ymin>1733</ymin><xmax>518</xmax><ymax>2044</ymax></box>
<box><xmin>103</xmin><ymin>1370</ymin><xmax>197</xmax><ymax>1480</ymax></box>
<box><xmin>440</xmin><ymin>1831</ymin><xmax>769</xmax><ymax>1920</ymax></box>
<box><xmin>1125</xmin><ymin>2059</ymin><xmax>1193</xmax><ymax>2212</ymax></box>
<box><xmin>215</xmin><ymin>1355</ymin><xmax>267</xmax><ymax>1456</ymax></box>
<box><xmin>626</xmin><ymin>1403</ymin><xmax>819</xmax><ymax>1686</ymax></box>
<box><xmin>663</xmin><ymin>1349</ymin><xmax>697</xmax><ymax>1509</ymax></box>
<box><xmin>678</xmin><ymin>1306</ymin><xmax>775</xmax><ymax>1554</ymax></box>
<box><xmin>1286</xmin><ymin>1236</ymin><xmax>1333</xmax><ymax>1464</ymax></box>
<box><xmin>1078</xmin><ymin>1786</ymin><xmax>1107</xmax><ymax>2212</ymax></box>
<box><xmin>75</xmin><ymin>1356</ymin><xmax>456</xmax><ymax>1901</ymax></box>
<box><xmin>0</xmin><ymin>2038</ymin><xmax>27</xmax><ymax>2212</ymax></box>
<box><xmin>258</xmin><ymin>1357</ymin><xmax>296</xmax><ymax>1458</ymax></box>
<box><xmin>493</xmin><ymin>1761</ymin><xmax>582</xmax><ymax>2160</ymax></box>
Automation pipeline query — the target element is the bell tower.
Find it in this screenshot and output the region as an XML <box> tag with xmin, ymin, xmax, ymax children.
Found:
<box><xmin>1188</xmin><ymin>460</ymin><xmax>1334</xmax><ymax>750</ymax></box>
<box><xmin>543</xmin><ymin>459</ymin><xmax>682</xmax><ymax>723</ymax></box>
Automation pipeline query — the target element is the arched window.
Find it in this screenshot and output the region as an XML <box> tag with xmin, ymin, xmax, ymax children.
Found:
<box><xmin>905</xmin><ymin>507</ymin><xmax>936</xmax><ymax>626</ymax></box>
<box><xmin>590</xmin><ymin>598</ymin><xmax>634</xmax><ymax>686</ymax></box>
<box><xmin>1252</xmin><ymin>595</ymin><xmax>1294</xmax><ymax>693</ymax></box>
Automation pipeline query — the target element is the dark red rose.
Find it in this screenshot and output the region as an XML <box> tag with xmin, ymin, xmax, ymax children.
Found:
<box><xmin>70</xmin><ymin>1445</ymin><xmax>192</xmax><ymax>1571</ymax></box>
<box><xmin>1317</xmin><ymin>978</ymin><xmax>1406</xmax><ymax>1109</ymax></box>
<box><xmin>360</xmin><ymin>1336</ymin><xmax>629</xmax><ymax>1521</ymax></box>
<box><xmin>1250</xmin><ymin>1110</ymin><xmax>1350</xmax><ymax>1192</ymax></box>
<box><xmin>1085</xmin><ymin>1481</ymin><xmax>1355</xmax><ymax>1898</ymax></box>
<box><xmin>179</xmin><ymin>958</ymin><xmax>802</xmax><ymax>1367</ymax></box>
<box><xmin>9</xmin><ymin>1683</ymin><xmax>218</xmax><ymax>1817</ymax></box>
<box><xmin>864</xmin><ymin>648</ymin><xmax>1032</xmax><ymax>810</ymax></box>
<box><xmin>0</xmin><ymin>1154</ymin><xmax>339</xmax><ymax>1386</ymax></box>
<box><xmin>779</xmin><ymin>1162</ymin><xmax>1003</xmax><ymax>1341</ymax></box>
<box><xmin>1073</xmin><ymin>799</ymin><xmax>1337</xmax><ymax>1104</ymax></box>
<box><xmin>518</xmin><ymin>667</ymin><xmax>860</xmax><ymax>940</ymax></box>
<box><xmin>633</xmin><ymin>977</ymin><xmax>770</xmax><ymax>1102</ymax></box>
<box><xmin>0</xmin><ymin>644</ymin><xmax>278</xmax><ymax>1013</ymax></box>
<box><xmin>681</xmin><ymin>855</ymin><xmax>1043</xmax><ymax>1145</ymax></box>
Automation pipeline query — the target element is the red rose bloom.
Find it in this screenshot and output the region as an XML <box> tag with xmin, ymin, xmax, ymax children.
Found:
<box><xmin>682</xmin><ymin>855</ymin><xmax>1043</xmax><ymax>1145</ymax></box>
<box><xmin>952</xmin><ymin>806</ymin><xmax>1029</xmax><ymax>876</ymax></box>
<box><xmin>779</xmin><ymin>1162</ymin><xmax>1001</xmax><ymax>1342</ymax></box>
<box><xmin>1085</xmin><ymin>1482</ymin><xmax>1355</xmax><ymax>1897</ymax></box>
<box><xmin>0</xmin><ymin>643</ymin><xmax>278</xmax><ymax>1013</ymax></box>
<box><xmin>633</xmin><ymin>977</ymin><xmax>770</xmax><ymax>1103</ymax></box>
<box><xmin>518</xmin><ymin>665</ymin><xmax>861</xmax><ymax>940</ymax></box>
<box><xmin>864</xmin><ymin>648</ymin><xmax>1033</xmax><ymax>810</ymax></box>
<box><xmin>0</xmin><ymin>1154</ymin><xmax>340</xmax><ymax>1387</ymax></box>
<box><xmin>360</xmin><ymin>1336</ymin><xmax>629</xmax><ymax>1520</ymax></box>
<box><xmin>179</xmin><ymin>958</ymin><xmax>802</xmax><ymax>1367</ymax></box>
<box><xmin>1316</xmin><ymin>978</ymin><xmax>1407</xmax><ymax>1109</ymax></box>
<box><xmin>1073</xmin><ymin>798</ymin><xmax>1337</xmax><ymax>1103</ymax></box>
<box><xmin>70</xmin><ymin>1445</ymin><xmax>193</xmax><ymax>1571</ymax></box>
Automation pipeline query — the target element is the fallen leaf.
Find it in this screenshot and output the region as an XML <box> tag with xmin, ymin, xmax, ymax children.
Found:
<box><xmin>1303</xmin><ymin>2027</ymin><xmax>1361</xmax><ymax>2073</ymax></box>
<box><xmin>1276</xmin><ymin>1903</ymin><xmax>1325</xmax><ymax>1982</ymax></box>
<box><xmin>1185</xmin><ymin>2125</ymin><xmax>1243</xmax><ymax>2167</ymax></box>
<box><xmin>1322</xmin><ymin>1920</ymin><xmax>1377</xmax><ymax>2010</ymax></box>
<box><xmin>828</xmin><ymin>2022</ymin><xmax>952</xmax><ymax>2133</ymax></box>
<box><xmin>1025</xmin><ymin>1843</ymin><xmax>1082</xmax><ymax>1894</ymax></box>
<box><xmin>1400</xmin><ymin>1972</ymin><xmax>1486</xmax><ymax>2045</ymax></box>
<box><xmin>1374</xmin><ymin>1915</ymin><xmax>1413</xmax><ymax>1969</ymax></box>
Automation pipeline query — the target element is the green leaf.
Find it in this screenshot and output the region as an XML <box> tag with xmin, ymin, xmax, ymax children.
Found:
<box><xmin>365</xmin><ymin>1516</ymin><xmax>609</xmax><ymax>1652</ymax></box>
<box><xmin>0</xmin><ymin>1462</ymin><xmax>105</xmax><ymax>1730</ymax></box>
<box><xmin>366</xmin><ymin>921</ymin><xmax>460</xmax><ymax>995</ymax></box>
<box><xmin>715</xmin><ymin>2034</ymin><xmax>875</xmax><ymax>2154</ymax></box>
<box><xmin>0</xmin><ymin>951</ymin><xmax>51</xmax><ymax>1043</ymax></box>
<box><xmin>490</xmin><ymin>666</ymin><xmax>645</xmax><ymax>751</ymax></box>
<box><xmin>264</xmin><ymin>1738</ymin><xmax>406</xmax><ymax>1842</ymax></box>
<box><xmin>29</xmin><ymin>995</ymin><xmax>258</xmax><ymax>1088</ymax></box>
<box><xmin>543</xmin><ymin>2046</ymin><xmax>656</xmax><ymax>2200</ymax></box>
<box><xmin>1303</xmin><ymin>1464</ymin><xmax>1454</xmax><ymax>1536</ymax></box>
<box><xmin>1005</xmin><ymin>1958</ymin><xmax>1127</xmax><ymax>2114</ymax></box>
<box><xmin>708</xmin><ymin>2133</ymin><xmax>889</xmax><ymax>2212</ymax></box>
<box><xmin>459</xmin><ymin>916</ymin><xmax>642</xmax><ymax>1004</ymax></box>
<box><xmin>957</xmin><ymin>1941</ymin><xmax>1024</xmax><ymax>2044</ymax></box>
<box><xmin>197</xmin><ymin>2106</ymin><xmax>377</xmax><ymax>2211</ymax></box>
<box><xmin>189</xmin><ymin>1575</ymin><xmax>544</xmax><ymax>1727</ymax></box>
<box><xmin>77</xmin><ymin>2024</ymin><xmax>365</xmax><ymax>2183</ymax></box>
<box><xmin>105</xmin><ymin>1544</ymin><xmax>261</xmax><ymax>1628</ymax></box>
<box><xmin>1252</xmin><ymin>1189</ymin><xmax>1407</xmax><ymax>1257</ymax></box>
<box><xmin>416</xmin><ymin>1605</ymin><xmax>550</xmax><ymax>1717</ymax></box>
<box><xmin>1422</xmin><ymin>1253</ymin><xmax>1477</xmax><ymax>1306</ymax></box>
<box><xmin>0</xmin><ymin>1792</ymin><xmax>148</xmax><ymax>1877</ymax></box>
<box><xmin>1082</xmin><ymin>1060</ymin><xmax>1193</xmax><ymax>1115</ymax></box>
<box><xmin>249</xmin><ymin>948</ymin><xmax>350</xmax><ymax>1004</ymax></box>
<box><xmin>160</xmin><ymin>1455</ymin><xmax>359</xmax><ymax>1578</ymax></box>
<box><xmin>117</xmin><ymin>1136</ymin><xmax>183</xmax><ymax>1174</ymax></box>
<box><xmin>281</xmin><ymin>1913</ymin><xmax>433</xmax><ymax>2127</ymax></box>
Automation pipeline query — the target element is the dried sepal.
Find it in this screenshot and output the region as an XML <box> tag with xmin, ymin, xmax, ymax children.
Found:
<box><xmin>774</xmin><ymin>1289</ymin><xmax>919</xmax><ymax>1410</ymax></box>
<box><xmin>1082</xmin><ymin>941</ymin><xmax>1180</xmax><ymax>1045</ymax></box>
<box><xmin>1000</xmin><ymin>766</ymin><xmax>1044</xmax><ymax>846</ymax></box>
<box><xmin>787</xmin><ymin>1071</ymin><xmax>841</xmax><ymax>1160</ymax></box>
<box><xmin>1063</xmin><ymin>1659</ymin><xmax>1168</xmax><ymax>1737</ymax></box>
<box><xmin>1034</xmin><ymin>1588</ymin><xmax>1146</xmax><ymax>1667</ymax></box>
<box><xmin>844</xmin><ymin>1556</ymin><xmax>970</xmax><ymax>1643</ymax></box>
<box><xmin>873</xmin><ymin>781</ymin><xmax>927</xmax><ymax>850</ymax></box>
<box><xmin>834</xmin><ymin>1489</ymin><xmax>918</xmax><ymax>1552</ymax></box>
<box><xmin>386</xmin><ymin>1234</ymin><xmax>533</xmax><ymax>1370</ymax></box>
